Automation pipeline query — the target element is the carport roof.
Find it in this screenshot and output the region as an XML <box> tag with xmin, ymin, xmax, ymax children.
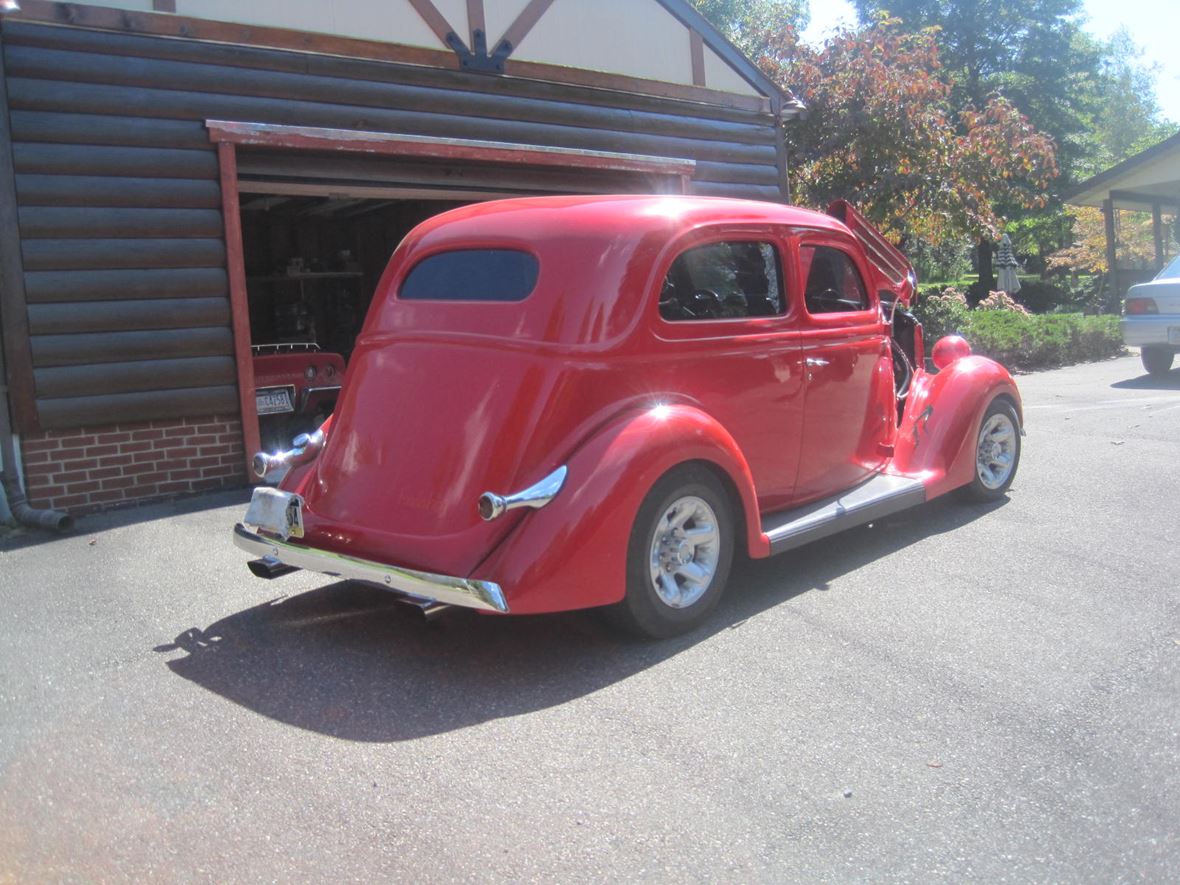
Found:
<box><xmin>1066</xmin><ymin>130</ymin><xmax>1180</xmax><ymax>210</ymax></box>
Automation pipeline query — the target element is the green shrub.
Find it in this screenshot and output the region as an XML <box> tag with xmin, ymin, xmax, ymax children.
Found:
<box><xmin>963</xmin><ymin>310</ymin><xmax>1033</xmax><ymax>367</ymax></box>
<box><xmin>959</xmin><ymin>311</ymin><xmax>1122</xmax><ymax>371</ymax></box>
<box><xmin>1018</xmin><ymin>277</ymin><xmax>1105</xmax><ymax>313</ymax></box>
<box><xmin>914</xmin><ymin>283</ymin><xmax>1122</xmax><ymax>371</ymax></box>
<box><xmin>912</xmin><ymin>287</ymin><xmax>971</xmax><ymax>340</ymax></box>
<box><xmin>1008</xmin><ymin>280</ymin><xmax>1066</xmax><ymax>313</ymax></box>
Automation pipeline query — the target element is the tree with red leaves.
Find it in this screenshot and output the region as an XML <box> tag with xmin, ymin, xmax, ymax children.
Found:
<box><xmin>754</xmin><ymin>19</ymin><xmax>1058</xmax><ymax>252</ymax></box>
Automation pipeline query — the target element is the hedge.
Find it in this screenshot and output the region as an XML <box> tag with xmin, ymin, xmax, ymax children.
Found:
<box><xmin>911</xmin><ymin>289</ymin><xmax>1123</xmax><ymax>372</ymax></box>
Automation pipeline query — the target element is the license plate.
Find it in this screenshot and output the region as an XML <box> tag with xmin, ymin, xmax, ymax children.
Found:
<box><xmin>256</xmin><ymin>386</ymin><xmax>295</xmax><ymax>415</ymax></box>
<box><xmin>1169</xmin><ymin>327</ymin><xmax>1180</xmax><ymax>345</ymax></box>
<box><xmin>243</xmin><ymin>487</ymin><xmax>305</xmax><ymax>540</ymax></box>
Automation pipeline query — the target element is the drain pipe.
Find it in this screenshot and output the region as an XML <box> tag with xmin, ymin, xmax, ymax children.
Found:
<box><xmin>1</xmin><ymin>471</ymin><xmax>73</xmax><ymax>532</ymax></box>
<box><xmin>0</xmin><ymin>325</ymin><xmax>72</xmax><ymax>534</ymax></box>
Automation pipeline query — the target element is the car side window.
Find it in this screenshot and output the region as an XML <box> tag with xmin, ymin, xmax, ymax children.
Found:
<box><xmin>801</xmin><ymin>245</ymin><xmax>870</xmax><ymax>314</ymax></box>
<box><xmin>659</xmin><ymin>241</ymin><xmax>784</xmax><ymax>321</ymax></box>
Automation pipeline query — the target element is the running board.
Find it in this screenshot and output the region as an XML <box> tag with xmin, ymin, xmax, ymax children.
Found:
<box><xmin>763</xmin><ymin>474</ymin><xmax>926</xmax><ymax>556</ymax></box>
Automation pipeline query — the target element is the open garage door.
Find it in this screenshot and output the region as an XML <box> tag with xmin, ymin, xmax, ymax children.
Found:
<box><xmin>209</xmin><ymin>121</ymin><xmax>696</xmax><ymax>464</ymax></box>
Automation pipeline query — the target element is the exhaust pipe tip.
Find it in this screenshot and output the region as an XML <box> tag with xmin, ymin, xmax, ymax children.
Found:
<box><xmin>246</xmin><ymin>556</ymin><xmax>299</xmax><ymax>580</ymax></box>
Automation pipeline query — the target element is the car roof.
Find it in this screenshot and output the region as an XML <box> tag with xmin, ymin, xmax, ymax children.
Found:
<box><xmin>373</xmin><ymin>196</ymin><xmax>857</xmax><ymax>347</ymax></box>
<box><xmin>407</xmin><ymin>194</ymin><xmax>849</xmax><ymax>244</ymax></box>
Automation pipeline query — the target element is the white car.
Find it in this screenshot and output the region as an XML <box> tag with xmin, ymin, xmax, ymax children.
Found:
<box><xmin>1122</xmin><ymin>254</ymin><xmax>1180</xmax><ymax>375</ymax></box>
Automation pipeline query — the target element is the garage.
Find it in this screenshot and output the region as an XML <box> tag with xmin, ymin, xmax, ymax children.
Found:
<box><xmin>0</xmin><ymin>0</ymin><xmax>799</xmax><ymax>514</ymax></box>
<box><xmin>220</xmin><ymin>123</ymin><xmax>697</xmax><ymax>449</ymax></box>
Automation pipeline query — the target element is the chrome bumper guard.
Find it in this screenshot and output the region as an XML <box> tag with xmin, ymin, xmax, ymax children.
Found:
<box><xmin>233</xmin><ymin>523</ymin><xmax>509</xmax><ymax>613</ymax></box>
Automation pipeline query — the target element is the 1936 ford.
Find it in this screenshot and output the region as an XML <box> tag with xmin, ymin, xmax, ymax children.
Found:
<box><xmin>233</xmin><ymin>195</ymin><xmax>1022</xmax><ymax>637</ymax></box>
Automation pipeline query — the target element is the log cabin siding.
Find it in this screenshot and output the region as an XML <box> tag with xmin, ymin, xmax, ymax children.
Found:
<box><xmin>1</xmin><ymin>19</ymin><xmax>784</xmax><ymax>432</ymax></box>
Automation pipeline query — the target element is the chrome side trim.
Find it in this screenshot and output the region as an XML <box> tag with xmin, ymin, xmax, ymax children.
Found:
<box><xmin>233</xmin><ymin>523</ymin><xmax>509</xmax><ymax>613</ymax></box>
<box><xmin>762</xmin><ymin>473</ymin><xmax>926</xmax><ymax>556</ymax></box>
<box><xmin>478</xmin><ymin>465</ymin><xmax>568</xmax><ymax>522</ymax></box>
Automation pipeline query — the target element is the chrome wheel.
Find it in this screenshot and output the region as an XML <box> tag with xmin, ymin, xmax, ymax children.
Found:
<box><xmin>976</xmin><ymin>412</ymin><xmax>1017</xmax><ymax>490</ymax></box>
<box><xmin>647</xmin><ymin>495</ymin><xmax>721</xmax><ymax>609</ymax></box>
<box><xmin>616</xmin><ymin>466</ymin><xmax>734</xmax><ymax>638</ymax></box>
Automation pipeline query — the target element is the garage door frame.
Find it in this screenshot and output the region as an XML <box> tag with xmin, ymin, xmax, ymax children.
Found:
<box><xmin>208</xmin><ymin>119</ymin><xmax>696</xmax><ymax>475</ymax></box>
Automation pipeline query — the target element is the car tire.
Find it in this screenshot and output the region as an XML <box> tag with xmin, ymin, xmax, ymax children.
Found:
<box><xmin>960</xmin><ymin>397</ymin><xmax>1021</xmax><ymax>503</ymax></box>
<box><xmin>1141</xmin><ymin>346</ymin><xmax>1174</xmax><ymax>376</ymax></box>
<box><xmin>610</xmin><ymin>465</ymin><xmax>735</xmax><ymax>639</ymax></box>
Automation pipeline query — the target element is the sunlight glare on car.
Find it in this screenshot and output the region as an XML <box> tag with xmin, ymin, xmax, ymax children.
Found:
<box><xmin>639</xmin><ymin>198</ymin><xmax>693</xmax><ymax>220</ymax></box>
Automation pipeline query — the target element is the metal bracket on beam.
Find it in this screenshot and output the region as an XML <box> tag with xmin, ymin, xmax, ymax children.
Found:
<box><xmin>448</xmin><ymin>29</ymin><xmax>511</xmax><ymax>74</ymax></box>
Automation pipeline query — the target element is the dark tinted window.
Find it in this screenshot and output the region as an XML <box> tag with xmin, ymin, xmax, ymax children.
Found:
<box><xmin>659</xmin><ymin>241</ymin><xmax>784</xmax><ymax>321</ymax></box>
<box><xmin>400</xmin><ymin>249</ymin><xmax>539</xmax><ymax>302</ymax></box>
<box><xmin>801</xmin><ymin>245</ymin><xmax>869</xmax><ymax>313</ymax></box>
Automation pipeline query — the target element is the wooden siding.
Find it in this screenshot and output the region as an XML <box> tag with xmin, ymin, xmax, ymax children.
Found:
<box><xmin>1</xmin><ymin>20</ymin><xmax>783</xmax><ymax>432</ymax></box>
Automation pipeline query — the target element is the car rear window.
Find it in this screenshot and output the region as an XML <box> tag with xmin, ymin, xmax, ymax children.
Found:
<box><xmin>399</xmin><ymin>249</ymin><xmax>539</xmax><ymax>302</ymax></box>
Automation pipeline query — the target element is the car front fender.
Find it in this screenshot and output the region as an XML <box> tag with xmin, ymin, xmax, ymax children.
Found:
<box><xmin>892</xmin><ymin>356</ymin><xmax>1022</xmax><ymax>498</ymax></box>
<box><xmin>472</xmin><ymin>403</ymin><xmax>766</xmax><ymax>615</ymax></box>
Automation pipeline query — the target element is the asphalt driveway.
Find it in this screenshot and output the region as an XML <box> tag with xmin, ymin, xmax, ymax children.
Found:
<box><xmin>2</xmin><ymin>353</ymin><xmax>1178</xmax><ymax>881</ymax></box>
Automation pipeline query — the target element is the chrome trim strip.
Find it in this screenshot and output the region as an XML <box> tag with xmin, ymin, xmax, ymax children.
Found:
<box><xmin>479</xmin><ymin>464</ymin><xmax>568</xmax><ymax>521</ymax></box>
<box><xmin>233</xmin><ymin>523</ymin><xmax>509</xmax><ymax>613</ymax></box>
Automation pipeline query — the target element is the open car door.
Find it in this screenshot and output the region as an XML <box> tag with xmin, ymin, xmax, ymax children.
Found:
<box><xmin>826</xmin><ymin>200</ymin><xmax>916</xmax><ymax>305</ymax></box>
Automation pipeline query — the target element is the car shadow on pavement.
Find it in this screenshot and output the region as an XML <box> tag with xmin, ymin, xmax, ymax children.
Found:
<box><xmin>1110</xmin><ymin>371</ymin><xmax>1180</xmax><ymax>391</ymax></box>
<box><xmin>156</xmin><ymin>495</ymin><xmax>1004</xmax><ymax>743</ymax></box>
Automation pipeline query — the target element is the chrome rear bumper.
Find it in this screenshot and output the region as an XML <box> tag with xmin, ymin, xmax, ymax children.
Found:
<box><xmin>232</xmin><ymin>523</ymin><xmax>509</xmax><ymax>613</ymax></box>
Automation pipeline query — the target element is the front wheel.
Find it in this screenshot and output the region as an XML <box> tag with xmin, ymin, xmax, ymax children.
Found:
<box><xmin>611</xmin><ymin>466</ymin><xmax>735</xmax><ymax>638</ymax></box>
<box><xmin>960</xmin><ymin>398</ymin><xmax>1021</xmax><ymax>502</ymax></box>
<box><xmin>1141</xmin><ymin>345</ymin><xmax>1174</xmax><ymax>376</ymax></box>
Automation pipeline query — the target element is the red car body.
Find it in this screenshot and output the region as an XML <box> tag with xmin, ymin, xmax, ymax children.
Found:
<box><xmin>251</xmin><ymin>344</ymin><xmax>345</xmax><ymax>422</ymax></box>
<box><xmin>235</xmin><ymin>195</ymin><xmax>1022</xmax><ymax>635</ymax></box>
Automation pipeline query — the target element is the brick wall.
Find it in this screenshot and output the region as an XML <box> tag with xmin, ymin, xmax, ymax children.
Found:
<box><xmin>21</xmin><ymin>414</ymin><xmax>248</xmax><ymax>513</ymax></box>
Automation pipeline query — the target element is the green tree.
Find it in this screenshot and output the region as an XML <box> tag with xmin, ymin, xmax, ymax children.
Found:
<box><xmin>1084</xmin><ymin>30</ymin><xmax>1177</xmax><ymax>175</ymax></box>
<box><xmin>689</xmin><ymin>0</ymin><xmax>808</xmax><ymax>58</ymax></box>
<box><xmin>1041</xmin><ymin>30</ymin><xmax>1178</xmax><ymax>283</ymax></box>
<box><xmin>851</xmin><ymin>0</ymin><xmax>1097</xmax><ymax>167</ymax></box>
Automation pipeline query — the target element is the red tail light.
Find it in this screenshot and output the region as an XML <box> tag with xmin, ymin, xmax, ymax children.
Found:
<box><xmin>1124</xmin><ymin>298</ymin><xmax>1158</xmax><ymax>315</ymax></box>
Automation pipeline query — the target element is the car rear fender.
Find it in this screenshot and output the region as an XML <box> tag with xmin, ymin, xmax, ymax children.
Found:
<box><xmin>472</xmin><ymin>403</ymin><xmax>766</xmax><ymax>615</ymax></box>
<box><xmin>892</xmin><ymin>356</ymin><xmax>1022</xmax><ymax>498</ymax></box>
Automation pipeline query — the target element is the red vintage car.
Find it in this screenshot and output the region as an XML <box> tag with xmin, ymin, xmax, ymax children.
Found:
<box><xmin>251</xmin><ymin>343</ymin><xmax>345</xmax><ymax>453</ymax></box>
<box><xmin>234</xmin><ymin>195</ymin><xmax>1022</xmax><ymax>637</ymax></box>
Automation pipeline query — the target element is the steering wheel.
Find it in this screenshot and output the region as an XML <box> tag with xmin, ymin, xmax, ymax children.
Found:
<box><xmin>806</xmin><ymin>287</ymin><xmax>845</xmax><ymax>312</ymax></box>
<box><xmin>688</xmin><ymin>288</ymin><xmax>724</xmax><ymax>319</ymax></box>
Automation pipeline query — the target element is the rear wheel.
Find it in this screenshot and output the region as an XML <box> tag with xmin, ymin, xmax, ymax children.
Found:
<box><xmin>611</xmin><ymin>466</ymin><xmax>735</xmax><ymax>638</ymax></box>
<box><xmin>961</xmin><ymin>398</ymin><xmax>1021</xmax><ymax>502</ymax></box>
<box><xmin>1141</xmin><ymin>345</ymin><xmax>1174</xmax><ymax>376</ymax></box>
